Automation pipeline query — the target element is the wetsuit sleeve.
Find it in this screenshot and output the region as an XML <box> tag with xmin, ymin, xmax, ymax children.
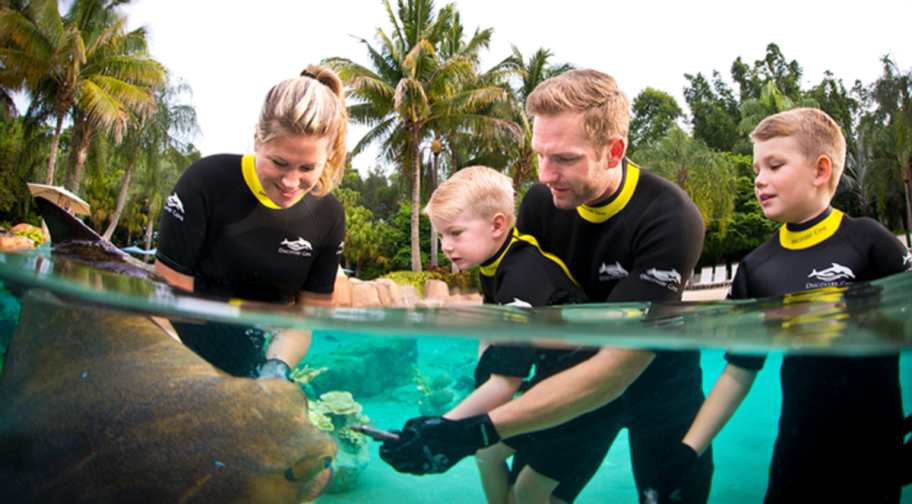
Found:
<box><xmin>300</xmin><ymin>196</ymin><xmax>345</xmax><ymax>294</ymax></box>
<box><xmin>724</xmin><ymin>264</ymin><xmax>767</xmax><ymax>370</ymax></box>
<box><xmin>605</xmin><ymin>197</ymin><xmax>705</xmax><ymax>303</ymax></box>
<box><xmin>487</xmin><ymin>345</ymin><xmax>538</xmax><ymax>378</ymax></box>
<box><xmin>863</xmin><ymin>220</ymin><xmax>912</xmax><ymax>278</ymax></box>
<box><xmin>155</xmin><ymin>161</ymin><xmax>210</xmax><ymax>276</ymax></box>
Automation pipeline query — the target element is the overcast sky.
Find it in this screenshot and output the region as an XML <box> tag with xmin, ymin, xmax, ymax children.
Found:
<box><xmin>124</xmin><ymin>0</ymin><xmax>911</xmax><ymax>172</ymax></box>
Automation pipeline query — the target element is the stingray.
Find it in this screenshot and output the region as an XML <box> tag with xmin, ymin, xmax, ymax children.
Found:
<box><xmin>0</xmin><ymin>198</ymin><xmax>338</xmax><ymax>503</ymax></box>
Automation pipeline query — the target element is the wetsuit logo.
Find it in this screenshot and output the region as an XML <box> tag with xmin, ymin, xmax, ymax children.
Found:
<box><xmin>808</xmin><ymin>263</ymin><xmax>855</xmax><ymax>282</ymax></box>
<box><xmin>805</xmin><ymin>262</ymin><xmax>855</xmax><ymax>289</ymax></box>
<box><xmin>598</xmin><ymin>261</ymin><xmax>629</xmax><ymax>281</ymax></box>
<box><xmin>903</xmin><ymin>252</ymin><xmax>912</xmax><ymax>271</ymax></box>
<box><xmin>639</xmin><ymin>268</ymin><xmax>681</xmax><ymax>292</ymax></box>
<box><xmin>337</xmin><ymin>241</ymin><xmax>344</xmax><ymax>255</ymax></box>
<box><xmin>279</xmin><ymin>237</ymin><xmax>313</xmax><ymax>256</ymax></box>
<box><xmin>504</xmin><ymin>298</ymin><xmax>532</xmax><ymax>308</ymax></box>
<box><xmin>164</xmin><ymin>193</ymin><xmax>185</xmax><ymax>221</ymax></box>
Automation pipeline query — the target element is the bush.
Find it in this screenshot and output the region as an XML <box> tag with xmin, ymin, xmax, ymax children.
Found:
<box><xmin>381</xmin><ymin>267</ymin><xmax>479</xmax><ymax>297</ymax></box>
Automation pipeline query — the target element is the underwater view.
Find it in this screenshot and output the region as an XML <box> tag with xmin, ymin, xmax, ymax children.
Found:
<box><xmin>0</xmin><ymin>248</ymin><xmax>910</xmax><ymax>503</ymax></box>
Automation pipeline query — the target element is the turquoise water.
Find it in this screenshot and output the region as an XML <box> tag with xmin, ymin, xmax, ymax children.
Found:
<box><xmin>1</xmin><ymin>249</ymin><xmax>911</xmax><ymax>502</ymax></box>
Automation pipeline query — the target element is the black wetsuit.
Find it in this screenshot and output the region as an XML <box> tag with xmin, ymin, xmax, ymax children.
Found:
<box><xmin>156</xmin><ymin>154</ymin><xmax>344</xmax><ymax>376</ymax></box>
<box><xmin>475</xmin><ymin>229</ymin><xmax>606</xmax><ymax>502</ymax></box>
<box><xmin>517</xmin><ymin>159</ymin><xmax>711</xmax><ymax>503</ymax></box>
<box><xmin>725</xmin><ymin>207</ymin><xmax>910</xmax><ymax>503</ymax></box>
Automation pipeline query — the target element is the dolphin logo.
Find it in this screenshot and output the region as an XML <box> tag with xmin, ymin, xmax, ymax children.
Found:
<box><xmin>645</xmin><ymin>268</ymin><xmax>681</xmax><ymax>284</ymax></box>
<box><xmin>166</xmin><ymin>193</ymin><xmax>184</xmax><ymax>214</ymax></box>
<box><xmin>808</xmin><ymin>263</ymin><xmax>855</xmax><ymax>282</ymax></box>
<box><xmin>599</xmin><ymin>261</ymin><xmax>629</xmax><ymax>280</ymax></box>
<box><xmin>903</xmin><ymin>252</ymin><xmax>912</xmax><ymax>269</ymax></box>
<box><xmin>281</xmin><ymin>238</ymin><xmax>313</xmax><ymax>252</ymax></box>
<box><xmin>337</xmin><ymin>241</ymin><xmax>344</xmax><ymax>255</ymax></box>
<box><xmin>504</xmin><ymin>298</ymin><xmax>532</xmax><ymax>308</ymax></box>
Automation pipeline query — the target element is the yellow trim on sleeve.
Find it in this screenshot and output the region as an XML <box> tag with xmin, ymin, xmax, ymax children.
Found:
<box><xmin>241</xmin><ymin>154</ymin><xmax>305</xmax><ymax>209</ymax></box>
<box><xmin>576</xmin><ymin>164</ymin><xmax>640</xmax><ymax>223</ymax></box>
<box><xmin>779</xmin><ymin>209</ymin><xmax>843</xmax><ymax>250</ymax></box>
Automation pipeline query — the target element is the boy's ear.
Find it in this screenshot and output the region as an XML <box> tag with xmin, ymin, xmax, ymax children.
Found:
<box><xmin>813</xmin><ymin>155</ymin><xmax>832</xmax><ymax>188</ymax></box>
<box><xmin>491</xmin><ymin>213</ymin><xmax>508</xmax><ymax>238</ymax></box>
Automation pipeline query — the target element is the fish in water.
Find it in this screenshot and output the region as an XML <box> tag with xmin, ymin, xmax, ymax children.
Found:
<box><xmin>0</xmin><ymin>289</ymin><xmax>337</xmax><ymax>503</ymax></box>
<box><xmin>33</xmin><ymin>196</ymin><xmax>164</xmax><ymax>282</ymax></box>
<box><xmin>324</xmin><ymin>334</ymin><xmax>340</xmax><ymax>343</ymax></box>
<box><xmin>0</xmin><ymin>197</ymin><xmax>337</xmax><ymax>503</ymax></box>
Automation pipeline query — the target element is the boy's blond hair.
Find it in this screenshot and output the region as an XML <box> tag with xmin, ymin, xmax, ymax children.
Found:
<box><xmin>526</xmin><ymin>69</ymin><xmax>630</xmax><ymax>156</ymax></box>
<box><xmin>425</xmin><ymin>166</ymin><xmax>515</xmax><ymax>228</ymax></box>
<box><xmin>750</xmin><ymin>108</ymin><xmax>846</xmax><ymax>195</ymax></box>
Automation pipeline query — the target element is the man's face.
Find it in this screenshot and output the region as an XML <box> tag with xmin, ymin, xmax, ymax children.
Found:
<box><xmin>753</xmin><ymin>135</ymin><xmax>824</xmax><ymax>224</ymax></box>
<box><xmin>531</xmin><ymin>111</ymin><xmax>617</xmax><ymax>210</ymax></box>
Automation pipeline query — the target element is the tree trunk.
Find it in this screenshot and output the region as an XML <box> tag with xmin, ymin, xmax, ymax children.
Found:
<box><xmin>429</xmin><ymin>150</ymin><xmax>439</xmax><ymax>268</ymax></box>
<box><xmin>103</xmin><ymin>160</ymin><xmax>134</xmax><ymax>241</ymax></box>
<box><xmin>409</xmin><ymin>125</ymin><xmax>422</xmax><ymax>272</ymax></box>
<box><xmin>68</xmin><ymin>123</ymin><xmax>92</xmax><ymax>194</ymax></box>
<box><xmin>144</xmin><ymin>211</ymin><xmax>156</xmax><ymax>264</ymax></box>
<box><xmin>45</xmin><ymin>113</ymin><xmax>65</xmax><ymax>185</ymax></box>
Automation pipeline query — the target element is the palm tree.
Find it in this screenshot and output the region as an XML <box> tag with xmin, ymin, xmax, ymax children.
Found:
<box><xmin>0</xmin><ymin>0</ymin><xmax>165</xmax><ymax>191</ymax></box>
<box><xmin>103</xmin><ymin>79</ymin><xmax>197</xmax><ymax>241</ymax></box>
<box><xmin>738</xmin><ymin>80</ymin><xmax>818</xmax><ymax>135</ymax></box>
<box><xmin>326</xmin><ymin>0</ymin><xmax>514</xmax><ymax>272</ymax></box>
<box><xmin>633</xmin><ymin>127</ymin><xmax>737</xmax><ymax>233</ymax></box>
<box><xmin>496</xmin><ymin>45</ymin><xmax>574</xmax><ymax>195</ymax></box>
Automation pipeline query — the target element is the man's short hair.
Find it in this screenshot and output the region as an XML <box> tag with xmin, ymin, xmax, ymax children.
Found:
<box><xmin>750</xmin><ymin>108</ymin><xmax>846</xmax><ymax>195</ymax></box>
<box><xmin>424</xmin><ymin>166</ymin><xmax>515</xmax><ymax>228</ymax></box>
<box><xmin>526</xmin><ymin>69</ymin><xmax>630</xmax><ymax>155</ymax></box>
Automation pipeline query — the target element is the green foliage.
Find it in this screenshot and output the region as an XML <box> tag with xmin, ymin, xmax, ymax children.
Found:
<box><xmin>683</xmin><ymin>71</ymin><xmax>744</xmax><ymax>154</ymax></box>
<box><xmin>628</xmin><ymin>87</ymin><xmax>683</xmax><ymax>155</ymax></box>
<box><xmin>426</xmin><ymin>267</ymin><xmax>478</xmax><ymax>291</ymax></box>
<box><xmin>633</xmin><ymin>127</ymin><xmax>736</xmax><ymax>233</ymax></box>
<box><xmin>701</xmin><ymin>154</ymin><xmax>778</xmax><ymax>266</ymax></box>
<box><xmin>14</xmin><ymin>226</ymin><xmax>45</xmax><ymax>246</ymax></box>
<box><xmin>381</xmin><ymin>270</ymin><xmax>434</xmax><ymax>297</ymax></box>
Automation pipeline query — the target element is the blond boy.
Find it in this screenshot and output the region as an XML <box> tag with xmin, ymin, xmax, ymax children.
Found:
<box><xmin>391</xmin><ymin>166</ymin><xmax>601</xmax><ymax>504</ymax></box>
<box><xmin>650</xmin><ymin>108</ymin><xmax>911</xmax><ymax>503</ymax></box>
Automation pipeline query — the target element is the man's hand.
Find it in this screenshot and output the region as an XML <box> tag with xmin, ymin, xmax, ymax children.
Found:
<box><xmin>379</xmin><ymin>414</ymin><xmax>500</xmax><ymax>475</ymax></box>
<box><xmin>643</xmin><ymin>442</ymin><xmax>698</xmax><ymax>503</ymax></box>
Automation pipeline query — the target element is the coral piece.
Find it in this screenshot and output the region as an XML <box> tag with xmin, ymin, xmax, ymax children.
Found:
<box><xmin>313</xmin><ymin>391</ymin><xmax>362</xmax><ymax>416</ymax></box>
<box><xmin>290</xmin><ymin>365</ymin><xmax>326</xmax><ymax>387</ymax></box>
<box><xmin>308</xmin><ymin>409</ymin><xmax>334</xmax><ymax>432</ymax></box>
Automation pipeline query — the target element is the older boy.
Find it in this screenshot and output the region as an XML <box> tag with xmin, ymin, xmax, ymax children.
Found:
<box><xmin>652</xmin><ymin>108</ymin><xmax>910</xmax><ymax>503</ymax></box>
<box><xmin>419</xmin><ymin>166</ymin><xmax>606</xmax><ymax>504</ymax></box>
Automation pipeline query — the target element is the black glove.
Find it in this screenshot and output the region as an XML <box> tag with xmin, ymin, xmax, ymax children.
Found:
<box><xmin>380</xmin><ymin>414</ymin><xmax>500</xmax><ymax>475</ymax></box>
<box><xmin>256</xmin><ymin>358</ymin><xmax>291</xmax><ymax>381</ymax></box>
<box><xmin>643</xmin><ymin>442</ymin><xmax>698</xmax><ymax>503</ymax></box>
<box><xmin>901</xmin><ymin>414</ymin><xmax>912</xmax><ymax>486</ymax></box>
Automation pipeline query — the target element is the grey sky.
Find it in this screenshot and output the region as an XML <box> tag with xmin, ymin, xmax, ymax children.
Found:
<box><xmin>127</xmin><ymin>0</ymin><xmax>911</xmax><ymax>170</ymax></box>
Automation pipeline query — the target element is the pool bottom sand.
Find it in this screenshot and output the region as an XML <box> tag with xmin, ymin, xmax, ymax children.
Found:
<box><xmin>317</xmin><ymin>350</ymin><xmax>912</xmax><ymax>503</ymax></box>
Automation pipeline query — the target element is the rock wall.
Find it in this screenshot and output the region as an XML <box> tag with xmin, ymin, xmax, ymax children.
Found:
<box><xmin>331</xmin><ymin>272</ymin><xmax>482</xmax><ymax>308</ymax></box>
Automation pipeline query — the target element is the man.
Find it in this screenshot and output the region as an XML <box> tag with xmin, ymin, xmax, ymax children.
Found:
<box><xmin>382</xmin><ymin>69</ymin><xmax>711</xmax><ymax>503</ymax></box>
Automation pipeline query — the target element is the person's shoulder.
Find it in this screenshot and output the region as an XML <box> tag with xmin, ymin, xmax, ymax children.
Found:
<box><xmin>838</xmin><ymin>212</ymin><xmax>898</xmax><ymax>242</ymax></box>
<box><xmin>739</xmin><ymin>230</ymin><xmax>782</xmax><ymax>269</ymax></box>
<box><xmin>186</xmin><ymin>153</ymin><xmax>244</xmax><ymax>173</ymax></box>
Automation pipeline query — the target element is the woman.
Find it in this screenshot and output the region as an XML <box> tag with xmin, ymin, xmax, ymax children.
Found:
<box><xmin>154</xmin><ymin>65</ymin><xmax>347</xmax><ymax>379</ymax></box>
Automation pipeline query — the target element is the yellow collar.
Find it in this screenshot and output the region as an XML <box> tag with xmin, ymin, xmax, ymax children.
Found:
<box><xmin>576</xmin><ymin>163</ymin><xmax>640</xmax><ymax>223</ymax></box>
<box><xmin>779</xmin><ymin>209</ymin><xmax>843</xmax><ymax>250</ymax></box>
<box><xmin>241</xmin><ymin>154</ymin><xmax>304</xmax><ymax>209</ymax></box>
<box><xmin>480</xmin><ymin>229</ymin><xmax>581</xmax><ymax>288</ymax></box>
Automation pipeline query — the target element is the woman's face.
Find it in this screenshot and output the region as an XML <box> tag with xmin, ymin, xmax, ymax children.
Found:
<box><xmin>254</xmin><ymin>134</ymin><xmax>330</xmax><ymax>208</ymax></box>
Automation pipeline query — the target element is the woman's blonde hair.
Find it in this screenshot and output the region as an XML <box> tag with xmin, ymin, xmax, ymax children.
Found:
<box><xmin>256</xmin><ymin>64</ymin><xmax>348</xmax><ymax>196</ymax></box>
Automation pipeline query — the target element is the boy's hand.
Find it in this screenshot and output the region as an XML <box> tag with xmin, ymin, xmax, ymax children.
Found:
<box><xmin>379</xmin><ymin>414</ymin><xmax>500</xmax><ymax>475</ymax></box>
<box><xmin>644</xmin><ymin>442</ymin><xmax>698</xmax><ymax>502</ymax></box>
